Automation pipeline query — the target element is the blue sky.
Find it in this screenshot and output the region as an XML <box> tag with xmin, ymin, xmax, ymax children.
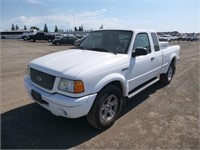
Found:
<box><xmin>1</xmin><ymin>0</ymin><xmax>199</xmax><ymax>33</ymax></box>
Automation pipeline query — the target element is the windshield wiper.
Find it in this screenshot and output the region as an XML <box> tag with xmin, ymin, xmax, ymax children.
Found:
<box><xmin>89</xmin><ymin>47</ymin><xmax>117</xmax><ymax>55</ymax></box>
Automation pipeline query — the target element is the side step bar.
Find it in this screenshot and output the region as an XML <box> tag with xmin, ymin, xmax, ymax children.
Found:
<box><xmin>128</xmin><ymin>78</ymin><xmax>159</xmax><ymax>99</ymax></box>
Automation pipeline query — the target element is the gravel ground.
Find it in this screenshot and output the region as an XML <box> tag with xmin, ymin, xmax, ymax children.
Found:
<box><xmin>1</xmin><ymin>39</ymin><xmax>199</xmax><ymax>149</ymax></box>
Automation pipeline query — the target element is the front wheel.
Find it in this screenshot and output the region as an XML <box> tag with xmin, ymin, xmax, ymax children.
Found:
<box><xmin>160</xmin><ymin>63</ymin><xmax>175</xmax><ymax>85</ymax></box>
<box><xmin>87</xmin><ymin>85</ymin><xmax>123</xmax><ymax>130</ymax></box>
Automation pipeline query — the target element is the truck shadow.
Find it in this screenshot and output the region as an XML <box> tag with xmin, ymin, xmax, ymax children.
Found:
<box><xmin>121</xmin><ymin>82</ymin><xmax>166</xmax><ymax>116</ymax></box>
<box><xmin>1</xmin><ymin>82</ymin><xmax>165</xmax><ymax>149</ymax></box>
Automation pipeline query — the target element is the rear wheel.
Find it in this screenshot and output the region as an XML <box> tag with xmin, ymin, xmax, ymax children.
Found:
<box><xmin>56</xmin><ymin>42</ymin><xmax>60</xmax><ymax>46</ymax></box>
<box><xmin>1</xmin><ymin>36</ymin><xmax>6</xmax><ymax>39</ymax></box>
<box><xmin>24</xmin><ymin>37</ymin><xmax>28</xmax><ymax>41</ymax></box>
<box><xmin>30</xmin><ymin>39</ymin><xmax>35</xmax><ymax>42</ymax></box>
<box><xmin>160</xmin><ymin>63</ymin><xmax>175</xmax><ymax>85</ymax></box>
<box><xmin>87</xmin><ymin>85</ymin><xmax>123</xmax><ymax>130</ymax></box>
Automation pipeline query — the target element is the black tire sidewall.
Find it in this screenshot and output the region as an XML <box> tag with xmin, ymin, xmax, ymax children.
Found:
<box><xmin>92</xmin><ymin>85</ymin><xmax>122</xmax><ymax>129</ymax></box>
<box><xmin>167</xmin><ymin>65</ymin><xmax>174</xmax><ymax>82</ymax></box>
<box><xmin>160</xmin><ymin>63</ymin><xmax>175</xmax><ymax>85</ymax></box>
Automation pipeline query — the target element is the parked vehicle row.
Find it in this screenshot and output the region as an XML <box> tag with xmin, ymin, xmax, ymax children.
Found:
<box><xmin>158</xmin><ymin>34</ymin><xmax>200</xmax><ymax>42</ymax></box>
<box><xmin>26</xmin><ymin>31</ymin><xmax>88</xmax><ymax>46</ymax></box>
<box><xmin>177</xmin><ymin>35</ymin><xmax>199</xmax><ymax>41</ymax></box>
<box><xmin>1</xmin><ymin>29</ymin><xmax>87</xmax><ymax>46</ymax></box>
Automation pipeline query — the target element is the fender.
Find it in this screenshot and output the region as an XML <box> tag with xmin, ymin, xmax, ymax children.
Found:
<box><xmin>162</xmin><ymin>53</ymin><xmax>178</xmax><ymax>74</ymax></box>
<box><xmin>93</xmin><ymin>73</ymin><xmax>128</xmax><ymax>96</ymax></box>
<box><xmin>167</xmin><ymin>53</ymin><xmax>177</xmax><ymax>70</ymax></box>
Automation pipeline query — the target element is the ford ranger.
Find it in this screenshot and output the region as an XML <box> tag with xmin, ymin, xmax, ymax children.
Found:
<box><xmin>24</xmin><ymin>29</ymin><xmax>180</xmax><ymax>130</ymax></box>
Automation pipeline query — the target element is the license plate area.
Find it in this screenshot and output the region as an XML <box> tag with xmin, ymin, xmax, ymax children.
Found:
<box><xmin>31</xmin><ymin>90</ymin><xmax>49</xmax><ymax>105</ymax></box>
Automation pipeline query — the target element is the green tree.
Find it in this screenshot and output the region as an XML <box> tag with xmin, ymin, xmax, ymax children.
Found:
<box><xmin>16</xmin><ymin>25</ymin><xmax>19</xmax><ymax>30</ymax></box>
<box><xmin>99</xmin><ymin>25</ymin><xmax>103</xmax><ymax>29</ymax></box>
<box><xmin>54</xmin><ymin>25</ymin><xmax>58</xmax><ymax>32</ymax></box>
<box><xmin>44</xmin><ymin>23</ymin><xmax>48</xmax><ymax>32</ymax></box>
<box><xmin>30</xmin><ymin>26</ymin><xmax>39</xmax><ymax>30</ymax></box>
<box><xmin>74</xmin><ymin>26</ymin><xmax>78</xmax><ymax>31</ymax></box>
<box><xmin>78</xmin><ymin>25</ymin><xmax>83</xmax><ymax>31</ymax></box>
<box><xmin>11</xmin><ymin>24</ymin><xmax>15</xmax><ymax>30</ymax></box>
<box><xmin>58</xmin><ymin>29</ymin><xmax>64</xmax><ymax>32</ymax></box>
<box><xmin>24</xmin><ymin>25</ymin><xmax>27</xmax><ymax>30</ymax></box>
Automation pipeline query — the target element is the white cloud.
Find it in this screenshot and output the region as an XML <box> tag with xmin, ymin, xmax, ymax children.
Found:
<box><xmin>1</xmin><ymin>9</ymin><xmax>150</xmax><ymax>31</ymax></box>
<box><xmin>27</xmin><ymin>0</ymin><xmax>46</xmax><ymax>5</ymax></box>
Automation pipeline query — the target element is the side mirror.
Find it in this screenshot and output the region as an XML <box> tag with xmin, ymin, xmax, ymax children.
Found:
<box><xmin>132</xmin><ymin>47</ymin><xmax>148</xmax><ymax>57</ymax></box>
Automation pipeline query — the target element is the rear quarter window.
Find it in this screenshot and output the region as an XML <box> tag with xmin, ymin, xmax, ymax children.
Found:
<box><xmin>151</xmin><ymin>33</ymin><xmax>160</xmax><ymax>51</ymax></box>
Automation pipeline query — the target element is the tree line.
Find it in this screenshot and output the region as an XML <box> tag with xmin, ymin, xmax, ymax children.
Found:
<box><xmin>10</xmin><ymin>23</ymin><xmax>104</xmax><ymax>32</ymax></box>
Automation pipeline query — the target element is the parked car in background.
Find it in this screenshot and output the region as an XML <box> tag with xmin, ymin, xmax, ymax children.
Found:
<box><xmin>159</xmin><ymin>35</ymin><xmax>172</xmax><ymax>42</ymax></box>
<box><xmin>29</xmin><ymin>32</ymin><xmax>55</xmax><ymax>42</ymax></box>
<box><xmin>51</xmin><ymin>33</ymin><xmax>63</xmax><ymax>39</ymax></box>
<box><xmin>52</xmin><ymin>36</ymin><xmax>77</xmax><ymax>45</ymax></box>
<box><xmin>170</xmin><ymin>36</ymin><xmax>178</xmax><ymax>41</ymax></box>
<box><xmin>75</xmin><ymin>34</ymin><xmax>83</xmax><ymax>39</ymax></box>
<box><xmin>187</xmin><ymin>35</ymin><xmax>199</xmax><ymax>41</ymax></box>
<box><xmin>22</xmin><ymin>30</ymin><xmax>37</xmax><ymax>40</ymax></box>
<box><xmin>177</xmin><ymin>35</ymin><xmax>186</xmax><ymax>41</ymax></box>
<box><xmin>73</xmin><ymin>35</ymin><xmax>88</xmax><ymax>47</ymax></box>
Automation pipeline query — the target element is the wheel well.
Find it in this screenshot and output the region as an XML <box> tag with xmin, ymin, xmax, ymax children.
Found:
<box><xmin>111</xmin><ymin>81</ymin><xmax>123</xmax><ymax>91</ymax></box>
<box><xmin>171</xmin><ymin>57</ymin><xmax>177</xmax><ymax>73</ymax></box>
<box><xmin>103</xmin><ymin>81</ymin><xmax>123</xmax><ymax>95</ymax></box>
<box><xmin>171</xmin><ymin>57</ymin><xmax>176</xmax><ymax>65</ymax></box>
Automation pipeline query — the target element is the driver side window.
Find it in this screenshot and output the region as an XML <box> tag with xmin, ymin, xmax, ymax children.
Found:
<box><xmin>133</xmin><ymin>33</ymin><xmax>151</xmax><ymax>54</ymax></box>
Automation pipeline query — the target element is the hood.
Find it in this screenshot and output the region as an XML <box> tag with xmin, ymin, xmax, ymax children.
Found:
<box><xmin>30</xmin><ymin>49</ymin><xmax>129</xmax><ymax>78</ymax></box>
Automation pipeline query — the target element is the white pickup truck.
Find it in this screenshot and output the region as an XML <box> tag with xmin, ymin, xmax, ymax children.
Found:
<box><xmin>24</xmin><ymin>29</ymin><xmax>180</xmax><ymax>130</ymax></box>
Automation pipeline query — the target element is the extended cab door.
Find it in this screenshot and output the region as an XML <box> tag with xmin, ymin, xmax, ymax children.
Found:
<box><xmin>128</xmin><ymin>32</ymin><xmax>162</xmax><ymax>92</ymax></box>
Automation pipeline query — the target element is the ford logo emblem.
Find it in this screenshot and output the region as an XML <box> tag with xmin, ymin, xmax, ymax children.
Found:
<box><xmin>36</xmin><ymin>76</ymin><xmax>42</xmax><ymax>82</ymax></box>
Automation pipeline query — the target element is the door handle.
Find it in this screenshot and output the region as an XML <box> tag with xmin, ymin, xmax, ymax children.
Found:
<box><xmin>151</xmin><ymin>57</ymin><xmax>155</xmax><ymax>61</ymax></box>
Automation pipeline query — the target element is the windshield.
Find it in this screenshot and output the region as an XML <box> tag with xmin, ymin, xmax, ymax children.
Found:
<box><xmin>80</xmin><ymin>30</ymin><xmax>133</xmax><ymax>54</ymax></box>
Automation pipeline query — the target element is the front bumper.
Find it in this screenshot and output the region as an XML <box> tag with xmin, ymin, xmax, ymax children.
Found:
<box><xmin>24</xmin><ymin>77</ymin><xmax>97</xmax><ymax>118</ymax></box>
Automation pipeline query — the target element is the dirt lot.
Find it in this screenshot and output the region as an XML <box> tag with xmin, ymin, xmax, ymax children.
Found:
<box><xmin>1</xmin><ymin>39</ymin><xmax>199</xmax><ymax>149</ymax></box>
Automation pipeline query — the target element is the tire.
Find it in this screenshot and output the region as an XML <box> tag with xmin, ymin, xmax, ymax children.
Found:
<box><xmin>160</xmin><ymin>63</ymin><xmax>175</xmax><ymax>85</ymax></box>
<box><xmin>87</xmin><ymin>85</ymin><xmax>123</xmax><ymax>130</ymax></box>
<box><xmin>48</xmin><ymin>39</ymin><xmax>52</xmax><ymax>42</ymax></box>
<box><xmin>30</xmin><ymin>39</ymin><xmax>35</xmax><ymax>42</ymax></box>
<box><xmin>56</xmin><ymin>42</ymin><xmax>60</xmax><ymax>46</ymax></box>
<box><xmin>24</xmin><ymin>37</ymin><xmax>28</xmax><ymax>41</ymax></box>
<box><xmin>1</xmin><ymin>36</ymin><xmax>6</xmax><ymax>39</ymax></box>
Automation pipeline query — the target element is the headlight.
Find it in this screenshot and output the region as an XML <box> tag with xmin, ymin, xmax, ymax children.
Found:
<box><xmin>58</xmin><ymin>78</ymin><xmax>84</xmax><ymax>93</ymax></box>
